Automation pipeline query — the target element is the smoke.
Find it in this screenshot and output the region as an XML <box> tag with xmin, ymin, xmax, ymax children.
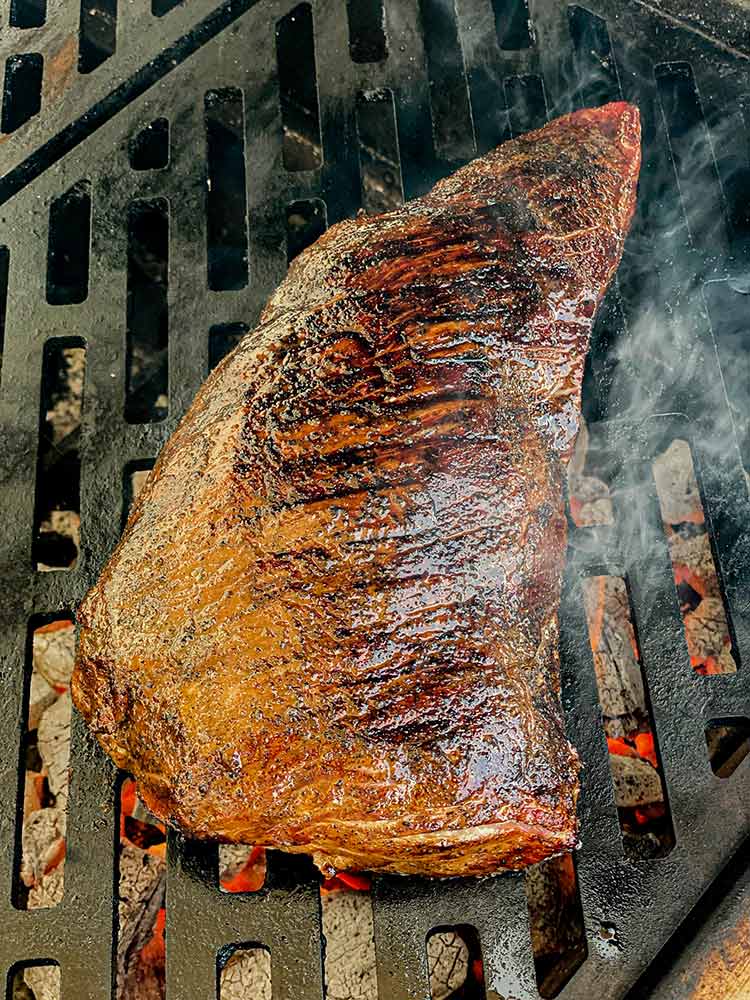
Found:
<box><xmin>565</xmin><ymin>70</ymin><xmax>750</xmax><ymax>634</ymax></box>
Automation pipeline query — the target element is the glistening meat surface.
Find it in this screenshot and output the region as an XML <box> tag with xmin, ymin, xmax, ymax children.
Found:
<box><xmin>73</xmin><ymin>102</ymin><xmax>641</xmax><ymax>877</ymax></box>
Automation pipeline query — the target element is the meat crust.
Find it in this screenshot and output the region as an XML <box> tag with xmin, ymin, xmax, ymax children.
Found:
<box><xmin>73</xmin><ymin>103</ymin><xmax>641</xmax><ymax>877</ymax></box>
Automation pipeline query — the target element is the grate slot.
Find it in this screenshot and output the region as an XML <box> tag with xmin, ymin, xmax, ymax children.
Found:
<box><xmin>208</xmin><ymin>322</ymin><xmax>248</xmax><ymax>371</ymax></box>
<box><xmin>505</xmin><ymin>75</ymin><xmax>548</xmax><ymax>137</ymax></box>
<box><xmin>418</xmin><ymin>0</ymin><xmax>475</xmax><ymax>161</ymax></box>
<box><xmin>703</xmin><ymin>280</ymin><xmax>750</xmax><ymax>473</ymax></box>
<box><xmin>426</xmin><ymin>925</ymin><xmax>485</xmax><ymax>999</ymax></box>
<box><xmin>568</xmin><ymin>6</ymin><xmax>621</xmax><ymax>109</ymax></box>
<box><xmin>79</xmin><ymin>0</ymin><xmax>117</xmax><ymax>74</ymax></box>
<box><xmin>655</xmin><ymin>63</ymin><xmax>729</xmax><ymax>254</ymax></box>
<box><xmin>129</xmin><ymin>117</ymin><xmax>170</xmax><ymax>171</ymax></box>
<box><xmin>491</xmin><ymin>0</ymin><xmax>532</xmax><ymax>50</ymax></box>
<box><xmin>276</xmin><ymin>3</ymin><xmax>323</xmax><ymax>172</ymax></box>
<box><xmin>9</xmin><ymin>0</ymin><xmax>46</xmax><ymax>28</ymax></box>
<box><xmin>652</xmin><ymin>438</ymin><xmax>738</xmax><ymax>675</ymax></box>
<box><xmin>346</xmin><ymin>0</ymin><xmax>387</xmax><ymax>64</ymax></box>
<box><xmin>46</xmin><ymin>180</ymin><xmax>92</xmax><ymax>306</ymax></box>
<box><xmin>218</xmin><ymin>945</ymin><xmax>272</xmax><ymax>999</ymax></box>
<box><xmin>1</xmin><ymin>54</ymin><xmax>43</xmax><ymax>134</ymax></box>
<box><xmin>582</xmin><ymin>575</ymin><xmax>676</xmax><ymax>859</ymax></box>
<box><xmin>14</xmin><ymin>618</ymin><xmax>74</xmax><ymax>911</ymax></box>
<box><xmin>580</xmin><ymin>287</ymin><xmax>631</xmax><ymax>424</ymax></box>
<box><xmin>6</xmin><ymin>962</ymin><xmax>60</xmax><ymax>1000</ymax></box>
<box><xmin>117</xmin><ymin>776</ymin><xmax>167</xmax><ymax>1000</ymax></box>
<box><xmin>705</xmin><ymin>717</ymin><xmax>750</xmax><ymax>777</ymax></box>
<box><xmin>526</xmin><ymin>854</ymin><xmax>587</xmax><ymax>998</ymax></box>
<box><xmin>32</xmin><ymin>342</ymin><xmax>86</xmax><ymax>571</ymax></box>
<box><xmin>125</xmin><ymin>198</ymin><xmax>169</xmax><ymax>424</ymax></box>
<box><xmin>318</xmin><ymin>880</ymin><xmax>376</xmax><ymax>998</ymax></box>
<box><xmin>356</xmin><ymin>89</ymin><xmax>404</xmax><ymax>214</ymax></box>
<box><xmin>286</xmin><ymin>199</ymin><xmax>327</xmax><ymax>263</ymax></box>
<box><xmin>713</xmin><ymin>95</ymin><xmax>750</xmax><ymax>257</ymax></box>
<box><xmin>205</xmin><ymin>88</ymin><xmax>249</xmax><ymax>292</ymax></box>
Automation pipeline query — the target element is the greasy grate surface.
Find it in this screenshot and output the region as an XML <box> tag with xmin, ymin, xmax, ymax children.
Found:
<box><xmin>1</xmin><ymin>0</ymin><xmax>750</xmax><ymax>997</ymax></box>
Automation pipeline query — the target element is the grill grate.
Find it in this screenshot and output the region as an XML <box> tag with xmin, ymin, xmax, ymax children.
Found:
<box><xmin>1</xmin><ymin>0</ymin><xmax>750</xmax><ymax>997</ymax></box>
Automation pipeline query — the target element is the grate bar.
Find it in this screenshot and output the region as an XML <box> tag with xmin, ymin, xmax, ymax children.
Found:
<box><xmin>166</xmin><ymin>839</ymin><xmax>324</xmax><ymax>1000</ymax></box>
<box><xmin>372</xmin><ymin>872</ymin><xmax>538</xmax><ymax>1000</ymax></box>
<box><xmin>0</xmin><ymin>2</ymin><xmax>749</xmax><ymax>999</ymax></box>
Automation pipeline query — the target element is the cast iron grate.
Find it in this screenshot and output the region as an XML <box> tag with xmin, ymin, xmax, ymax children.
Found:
<box><xmin>1</xmin><ymin>0</ymin><xmax>750</xmax><ymax>997</ymax></box>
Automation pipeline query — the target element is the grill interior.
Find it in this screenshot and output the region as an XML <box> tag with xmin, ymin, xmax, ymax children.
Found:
<box><xmin>1</xmin><ymin>0</ymin><xmax>750</xmax><ymax>997</ymax></box>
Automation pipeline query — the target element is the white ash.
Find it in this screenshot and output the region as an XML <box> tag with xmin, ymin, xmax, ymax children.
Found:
<box><xmin>131</xmin><ymin>469</ymin><xmax>152</xmax><ymax>504</ymax></box>
<box><xmin>610</xmin><ymin>754</ymin><xmax>663</xmax><ymax>809</ymax></box>
<box><xmin>117</xmin><ymin>844</ymin><xmax>166</xmax><ymax>1000</ymax></box>
<box><xmin>23</xmin><ymin>964</ymin><xmax>61</xmax><ymax>1000</ymax></box>
<box><xmin>652</xmin><ymin>439</ymin><xmax>702</xmax><ymax>524</ymax></box>
<box><xmin>321</xmin><ymin>888</ymin><xmax>378</xmax><ymax>1000</ymax></box>
<box><xmin>32</xmin><ymin>624</ymin><xmax>75</xmax><ymax>688</ymax></box>
<box><xmin>21</xmin><ymin>807</ymin><xmax>65</xmax><ymax>890</ymax></box>
<box><xmin>218</xmin><ymin>843</ymin><xmax>256</xmax><ymax>883</ymax></box>
<box><xmin>28</xmin><ymin>671</ymin><xmax>56</xmax><ymax>731</ymax></box>
<box><xmin>46</xmin><ymin>348</ymin><xmax>85</xmax><ymax>445</ymax></box>
<box><xmin>219</xmin><ymin>947</ymin><xmax>272</xmax><ymax>1000</ymax></box>
<box><xmin>427</xmin><ymin>929</ymin><xmax>470</xmax><ymax>1000</ymax></box>
<box><xmin>667</xmin><ymin>531</ymin><xmax>721</xmax><ymax>599</ymax></box>
<box><xmin>684</xmin><ymin>598</ymin><xmax>734</xmax><ymax>666</ymax></box>
<box><xmin>582</xmin><ymin>577</ymin><xmax>646</xmax><ymax>737</ymax></box>
<box><xmin>37</xmin><ymin>692</ymin><xmax>72</xmax><ymax>813</ymax></box>
<box><xmin>27</xmin><ymin>862</ymin><xmax>64</xmax><ymax>910</ymax></box>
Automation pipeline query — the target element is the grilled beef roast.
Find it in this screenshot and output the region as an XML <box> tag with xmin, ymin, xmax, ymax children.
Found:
<box><xmin>73</xmin><ymin>102</ymin><xmax>641</xmax><ymax>877</ymax></box>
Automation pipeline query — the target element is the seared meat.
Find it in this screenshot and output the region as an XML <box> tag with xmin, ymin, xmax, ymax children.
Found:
<box><xmin>73</xmin><ymin>103</ymin><xmax>641</xmax><ymax>877</ymax></box>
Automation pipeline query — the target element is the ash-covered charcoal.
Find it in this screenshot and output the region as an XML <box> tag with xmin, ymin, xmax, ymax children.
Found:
<box><xmin>44</xmin><ymin>348</ymin><xmax>85</xmax><ymax>444</ymax></box>
<box><xmin>218</xmin><ymin>844</ymin><xmax>265</xmax><ymax>892</ymax></box>
<box><xmin>582</xmin><ymin>576</ymin><xmax>673</xmax><ymax>855</ymax></box>
<box><xmin>609</xmin><ymin>753</ymin><xmax>664</xmax><ymax>809</ymax></box>
<box><xmin>37</xmin><ymin>692</ymin><xmax>71</xmax><ymax>814</ymax></box>
<box><xmin>131</xmin><ymin>469</ymin><xmax>152</xmax><ymax>504</ymax></box>
<box><xmin>653</xmin><ymin>439</ymin><xmax>736</xmax><ymax>674</ymax></box>
<box><xmin>32</xmin><ymin>621</ymin><xmax>76</xmax><ymax>687</ymax></box>
<box><xmin>582</xmin><ymin>576</ymin><xmax>646</xmax><ymax>736</ymax></box>
<box><xmin>117</xmin><ymin>780</ymin><xmax>167</xmax><ymax>1000</ymax></box>
<box><xmin>567</xmin><ymin>420</ymin><xmax>614</xmax><ymax>527</ymax></box>
<box><xmin>427</xmin><ymin>930</ymin><xmax>471</xmax><ymax>1000</ymax></box>
<box><xmin>526</xmin><ymin>854</ymin><xmax>587</xmax><ymax>998</ymax></box>
<box><xmin>27</xmin><ymin>864</ymin><xmax>64</xmax><ymax>910</ymax></box>
<box><xmin>21</xmin><ymin>807</ymin><xmax>66</xmax><ymax>891</ymax></box>
<box><xmin>668</xmin><ymin>530</ymin><xmax>722</xmax><ymax>602</ymax></box>
<box><xmin>22</xmin><ymin>964</ymin><xmax>61</xmax><ymax>1000</ymax></box>
<box><xmin>220</xmin><ymin>949</ymin><xmax>272</xmax><ymax>1000</ymax></box>
<box><xmin>320</xmin><ymin>887</ymin><xmax>377</xmax><ymax>1000</ymax></box>
<box><xmin>35</xmin><ymin>511</ymin><xmax>80</xmax><ymax>572</ymax></box>
<box><xmin>652</xmin><ymin>439</ymin><xmax>703</xmax><ymax>525</ymax></box>
<box><xmin>18</xmin><ymin>623</ymin><xmax>75</xmax><ymax>907</ymax></box>
<box><xmin>684</xmin><ymin>598</ymin><xmax>736</xmax><ymax>673</ymax></box>
<box><xmin>117</xmin><ymin>844</ymin><xmax>166</xmax><ymax>1000</ymax></box>
<box><xmin>218</xmin><ymin>843</ymin><xmax>255</xmax><ymax>880</ymax></box>
<box><xmin>28</xmin><ymin>671</ymin><xmax>56</xmax><ymax>731</ymax></box>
